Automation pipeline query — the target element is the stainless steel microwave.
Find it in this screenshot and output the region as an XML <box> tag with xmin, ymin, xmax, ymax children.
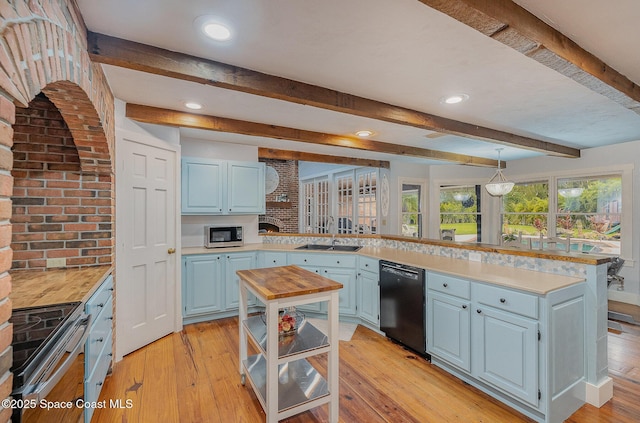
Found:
<box><xmin>205</xmin><ymin>225</ymin><xmax>244</xmax><ymax>248</ymax></box>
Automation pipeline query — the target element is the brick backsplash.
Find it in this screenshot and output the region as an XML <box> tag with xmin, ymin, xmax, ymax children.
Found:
<box><xmin>10</xmin><ymin>94</ymin><xmax>113</xmax><ymax>270</ymax></box>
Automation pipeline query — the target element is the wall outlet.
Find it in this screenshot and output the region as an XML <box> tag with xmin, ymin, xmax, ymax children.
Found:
<box><xmin>46</xmin><ymin>258</ymin><xmax>67</xmax><ymax>268</ymax></box>
<box><xmin>468</xmin><ymin>252</ymin><xmax>482</xmax><ymax>262</ymax></box>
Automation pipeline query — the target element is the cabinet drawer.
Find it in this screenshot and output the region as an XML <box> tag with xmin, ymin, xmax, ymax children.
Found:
<box><xmin>427</xmin><ymin>272</ymin><xmax>470</xmax><ymax>300</ymax></box>
<box><xmin>262</xmin><ymin>251</ymin><xmax>287</xmax><ymax>267</ymax></box>
<box><xmin>85</xmin><ymin>334</ymin><xmax>113</xmax><ymax>422</ymax></box>
<box><xmin>359</xmin><ymin>256</ymin><xmax>379</xmax><ymax>273</ymax></box>
<box><xmin>474</xmin><ymin>283</ymin><xmax>538</xmax><ymax>319</ymax></box>
<box><xmin>86</xmin><ymin>274</ymin><xmax>113</xmax><ymax>318</ymax></box>
<box><xmin>289</xmin><ymin>253</ymin><xmax>356</xmax><ymax>268</ymax></box>
<box><xmin>86</xmin><ymin>296</ymin><xmax>113</xmax><ymax>374</ymax></box>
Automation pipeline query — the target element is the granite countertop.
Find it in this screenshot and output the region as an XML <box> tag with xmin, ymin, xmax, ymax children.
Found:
<box><xmin>11</xmin><ymin>265</ymin><xmax>113</xmax><ymax>309</ymax></box>
<box><xmin>183</xmin><ymin>243</ymin><xmax>585</xmax><ymax>295</ymax></box>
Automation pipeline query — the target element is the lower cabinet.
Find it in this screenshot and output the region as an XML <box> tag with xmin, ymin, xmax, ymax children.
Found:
<box><xmin>288</xmin><ymin>253</ymin><xmax>357</xmax><ymax>316</ymax></box>
<box><xmin>182</xmin><ymin>252</ymin><xmax>257</xmax><ymax>323</ymax></box>
<box><xmin>474</xmin><ymin>305</ymin><xmax>538</xmax><ymax>406</ymax></box>
<box><xmin>428</xmin><ymin>291</ymin><xmax>470</xmax><ymax>372</ymax></box>
<box><xmin>357</xmin><ymin>256</ymin><xmax>379</xmax><ymax>328</ymax></box>
<box><xmin>428</xmin><ymin>270</ymin><xmax>586</xmax><ymax>423</ymax></box>
<box><xmin>84</xmin><ymin>274</ymin><xmax>114</xmax><ymax>423</ymax></box>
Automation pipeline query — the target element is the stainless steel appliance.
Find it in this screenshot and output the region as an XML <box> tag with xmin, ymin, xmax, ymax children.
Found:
<box><xmin>205</xmin><ymin>225</ymin><xmax>244</xmax><ymax>248</ymax></box>
<box><xmin>10</xmin><ymin>302</ymin><xmax>91</xmax><ymax>423</ymax></box>
<box><xmin>379</xmin><ymin>260</ymin><xmax>427</xmax><ymax>356</ymax></box>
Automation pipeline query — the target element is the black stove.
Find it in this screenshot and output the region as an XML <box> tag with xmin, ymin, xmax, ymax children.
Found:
<box><xmin>11</xmin><ymin>302</ymin><xmax>81</xmax><ymax>372</ymax></box>
<box><xmin>9</xmin><ymin>302</ymin><xmax>89</xmax><ymax>423</ymax></box>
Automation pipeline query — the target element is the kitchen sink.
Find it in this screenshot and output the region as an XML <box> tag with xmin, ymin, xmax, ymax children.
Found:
<box><xmin>295</xmin><ymin>244</ymin><xmax>333</xmax><ymax>250</ymax></box>
<box><xmin>295</xmin><ymin>244</ymin><xmax>362</xmax><ymax>252</ymax></box>
<box><xmin>330</xmin><ymin>245</ymin><xmax>362</xmax><ymax>252</ymax></box>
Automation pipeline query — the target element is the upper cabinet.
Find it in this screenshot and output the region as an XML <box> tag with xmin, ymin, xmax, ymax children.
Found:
<box><xmin>181</xmin><ymin>157</ymin><xmax>265</xmax><ymax>215</ymax></box>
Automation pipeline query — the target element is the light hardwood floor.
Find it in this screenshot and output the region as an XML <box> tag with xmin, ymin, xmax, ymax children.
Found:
<box><xmin>93</xmin><ymin>316</ymin><xmax>639</xmax><ymax>423</ymax></box>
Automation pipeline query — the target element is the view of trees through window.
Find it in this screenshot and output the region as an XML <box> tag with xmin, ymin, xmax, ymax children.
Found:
<box><xmin>439</xmin><ymin>185</ymin><xmax>481</xmax><ymax>242</ymax></box>
<box><xmin>503</xmin><ymin>175</ymin><xmax>621</xmax><ymax>255</ymax></box>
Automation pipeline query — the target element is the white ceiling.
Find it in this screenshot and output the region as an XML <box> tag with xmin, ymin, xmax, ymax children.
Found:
<box><xmin>76</xmin><ymin>0</ymin><xmax>640</xmax><ymax>164</ymax></box>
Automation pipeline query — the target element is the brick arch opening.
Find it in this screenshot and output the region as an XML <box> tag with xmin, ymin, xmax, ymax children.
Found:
<box><xmin>43</xmin><ymin>82</ymin><xmax>113</xmax><ymax>175</ymax></box>
<box><xmin>0</xmin><ymin>0</ymin><xmax>116</xmax><ymax>411</ymax></box>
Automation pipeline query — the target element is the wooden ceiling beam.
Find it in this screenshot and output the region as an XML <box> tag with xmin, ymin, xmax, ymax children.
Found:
<box><xmin>419</xmin><ymin>0</ymin><xmax>640</xmax><ymax>114</ymax></box>
<box><xmin>258</xmin><ymin>148</ymin><xmax>391</xmax><ymax>169</ymax></box>
<box><xmin>89</xmin><ymin>31</ymin><xmax>580</xmax><ymax>158</ymax></box>
<box><xmin>125</xmin><ymin>103</ymin><xmax>500</xmax><ymax>167</ymax></box>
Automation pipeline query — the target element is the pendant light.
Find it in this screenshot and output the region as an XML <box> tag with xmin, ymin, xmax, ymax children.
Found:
<box><xmin>485</xmin><ymin>148</ymin><xmax>514</xmax><ymax>196</ymax></box>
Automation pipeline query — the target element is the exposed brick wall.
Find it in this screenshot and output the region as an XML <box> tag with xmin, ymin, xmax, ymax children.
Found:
<box><xmin>11</xmin><ymin>94</ymin><xmax>113</xmax><ymax>270</ymax></box>
<box><xmin>260</xmin><ymin>159</ymin><xmax>299</xmax><ymax>233</ymax></box>
<box><xmin>0</xmin><ymin>0</ymin><xmax>116</xmax><ymax>414</ymax></box>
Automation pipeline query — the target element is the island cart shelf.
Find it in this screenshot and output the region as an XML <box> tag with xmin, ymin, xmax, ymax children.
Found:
<box><xmin>237</xmin><ymin>265</ymin><xmax>343</xmax><ymax>423</ymax></box>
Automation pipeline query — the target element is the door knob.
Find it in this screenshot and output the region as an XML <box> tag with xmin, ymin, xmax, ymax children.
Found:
<box><xmin>168</xmin><ymin>248</ymin><xmax>176</xmax><ymax>254</ymax></box>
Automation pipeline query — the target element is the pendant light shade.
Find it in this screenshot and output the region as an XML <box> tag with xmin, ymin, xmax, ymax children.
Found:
<box><xmin>485</xmin><ymin>149</ymin><xmax>514</xmax><ymax>196</ymax></box>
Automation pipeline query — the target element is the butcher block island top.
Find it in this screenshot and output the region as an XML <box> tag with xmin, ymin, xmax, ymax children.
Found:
<box><xmin>11</xmin><ymin>265</ymin><xmax>113</xmax><ymax>308</ymax></box>
<box><xmin>236</xmin><ymin>265</ymin><xmax>343</xmax><ymax>300</ymax></box>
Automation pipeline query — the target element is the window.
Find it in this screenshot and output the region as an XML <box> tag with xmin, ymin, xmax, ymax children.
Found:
<box><xmin>502</xmin><ymin>181</ymin><xmax>549</xmax><ymax>242</ymax></box>
<box><xmin>556</xmin><ymin>175</ymin><xmax>621</xmax><ymax>255</ymax></box>
<box><xmin>356</xmin><ymin>170</ymin><xmax>377</xmax><ymax>234</ymax></box>
<box><xmin>301</xmin><ymin>177</ymin><xmax>330</xmax><ymax>233</ymax></box>
<box><xmin>499</xmin><ymin>174</ymin><xmax>622</xmax><ymax>255</ymax></box>
<box><xmin>439</xmin><ymin>185</ymin><xmax>481</xmax><ymax>242</ymax></box>
<box><xmin>401</xmin><ymin>182</ymin><xmax>424</xmax><ymax>237</ymax></box>
<box><xmin>300</xmin><ymin>168</ymin><xmax>379</xmax><ymax>234</ymax></box>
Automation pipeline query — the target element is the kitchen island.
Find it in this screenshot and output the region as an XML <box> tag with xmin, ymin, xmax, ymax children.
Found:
<box><xmin>237</xmin><ymin>265</ymin><xmax>342</xmax><ymax>423</ymax></box>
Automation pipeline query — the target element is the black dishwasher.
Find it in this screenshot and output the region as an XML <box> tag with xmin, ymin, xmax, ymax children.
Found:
<box><xmin>379</xmin><ymin>260</ymin><xmax>427</xmax><ymax>356</ymax></box>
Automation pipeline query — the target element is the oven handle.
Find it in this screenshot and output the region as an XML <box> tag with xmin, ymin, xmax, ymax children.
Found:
<box><xmin>24</xmin><ymin>313</ymin><xmax>92</xmax><ymax>402</ymax></box>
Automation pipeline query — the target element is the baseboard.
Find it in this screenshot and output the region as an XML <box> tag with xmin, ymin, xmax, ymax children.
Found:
<box><xmin>585</xmin><ymin>377</ymin><xmax>613</xmax><ymax>407</ymax></box>
<box><xmin>607</xmin><ymin>290</ymin><xmax>639</xmax><ymax>305</ymax></box>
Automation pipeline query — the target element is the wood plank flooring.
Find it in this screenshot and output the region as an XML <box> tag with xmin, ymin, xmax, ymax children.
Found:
<box><xmin>93</xmin><ymin>317</ymin><xmax>640</xmax><ymax>423</ymax></box>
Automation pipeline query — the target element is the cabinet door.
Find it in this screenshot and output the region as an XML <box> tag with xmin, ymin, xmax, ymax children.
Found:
<box><xmin>473</xmin><ymin>306</ymin><xmax>539</xmax><ymax>407</ymax></box>
<box><xmin>181</xmin><ymin>157</ymin><xmax>224</xmax><ymax>214</ymax></box>
<box><xmin>428</xmin><ymin>291</ymin><xmax>471</xmax><ymax>372</ymax></box>
<box><xmin>357</xmin><ymin>269</ymin><xmax>379</xmax><ymax>327</ymax></box>
<box><xmin>225</xmin><ymin>253</ymin><xmax>257</xmax><ymax>310</ymax></box>
<box><xmin>227</xmin><ymin>161</ymin><xmax>265</xmax><ymax>214</ymax></box>
<box><xmin>323</xmin><ymin>267</ymin><xmax>357</xmax><ymax>316</ymax></box>
<box><xmin>183</xmin><ymin>255</ymin><xmax>223</xmax><ymax>316</ymax></box>
<box><xmin>293</xmin><ymin>266</ymin><xmax>325</xmax><ymax>313</ymax></box>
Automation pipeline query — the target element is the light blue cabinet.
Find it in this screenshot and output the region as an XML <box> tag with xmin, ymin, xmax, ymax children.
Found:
<box><xmin>258</xmin><ymin>251</ymin><xmax>287</xmax><ymax>268</ymax></box>
<box><xmin>181</xmin><ymin>157</ymin><xmax>265</xmax><ymax>215</ymax></box>
<box><xmin>357</xmin><ymin>256</ymin><xmax>379</xmax><ymax>328</ymax></box>
<box><xmin>227</xmin><ymin>161</ymin><xmax>265</xmax><ymax>214</ymax></box>
<box><xmin>181</xmin><ymin>157</ymin><xmax>224</xmax><ymax>214</ymax></box>
<box><xmin>473</xmin><ymin>305</ymin><xmax>538</xmax><ymax>407</ymax></box>
<box><xmin>428</xmin><ymin>291</ymin><xmax>471</xmax><ymax>372</ymax></box>
<box><xmin>182</xmin><ymin>254</ymin><xmax>224</xmax><ymax>316</ymax></box>
<box><xmin>288</xmin><ymin>253</ymin><xmax>357</xmax><ymax>316</ymax></box>
<box><xmin>182</xmin><ymin>252</ymin><xmax>258</xmax><ymax>323</ymax></box>
<box><xmin>224</xmin><ymin>252</ymin><xmax>257</xmax><ymax>310</ymax></box>
<box><xmin>84</xmin><ymin>274</ymin><xmax>113</xmax><ymax>423</ymax></box>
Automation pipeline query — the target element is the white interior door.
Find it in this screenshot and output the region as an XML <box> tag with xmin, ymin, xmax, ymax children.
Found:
<box><xmin>116</xmin><ymin>129</ymin><xmax>180</xmax><ymax>360</ymax></box>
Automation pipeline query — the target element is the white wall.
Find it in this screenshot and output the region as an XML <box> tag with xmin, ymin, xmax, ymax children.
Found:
<box><xmin>388</xmin><ymin>161</ymin><xmax>430</xmax><ymax>235</ymax></box>
<box><xmin>180</xmin><ymin>137</ymin><xmax>262</xmax><ymax>247</ymax></box>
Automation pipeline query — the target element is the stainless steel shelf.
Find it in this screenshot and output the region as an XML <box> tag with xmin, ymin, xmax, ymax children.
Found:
<box><xmin>243</xmin><ymin>354</ymin><xmax>330</xmax><ymax>413</ymax></box>
<box><xmin>243</xmin><ymin>314</ymin><xmax>329</xmax><ymax>359</ymax></box>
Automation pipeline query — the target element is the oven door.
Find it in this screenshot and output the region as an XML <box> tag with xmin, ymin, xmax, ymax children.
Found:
<box><xmin>16</xmin><ymin>311</ymin><xmax>91</xmax><ymax>423</ymax></box>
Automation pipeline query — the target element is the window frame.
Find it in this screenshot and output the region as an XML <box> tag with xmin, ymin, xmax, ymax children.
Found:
<box><xmin>398</xmin><ymin>177</ymin><xmax>427</xmax><ymax>238</ymax></box>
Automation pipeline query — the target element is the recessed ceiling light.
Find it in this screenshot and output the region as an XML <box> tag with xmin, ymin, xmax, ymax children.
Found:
<box><xmin>195</xmin><ymin>15</ymin><xmax>232</xmax><ymax>41</ymax></box>
<box><xmin>184</xmin><ymin>102</ymin><xmax>203</xmax><ymax>110</ymax></box>
<box><xmin>441</xmin><ymin>94</ymin><xmax>469</xmax><ymax>105</ymax></box>
<box><xmin>203</xmin><ymin>22</ymin><xmax>231</xmax><ymax>40</ymax></box>
<box><xmin>356</xmin><ymin>130</ymin><xmax>373</xmax><ymax>137</ymax></box>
